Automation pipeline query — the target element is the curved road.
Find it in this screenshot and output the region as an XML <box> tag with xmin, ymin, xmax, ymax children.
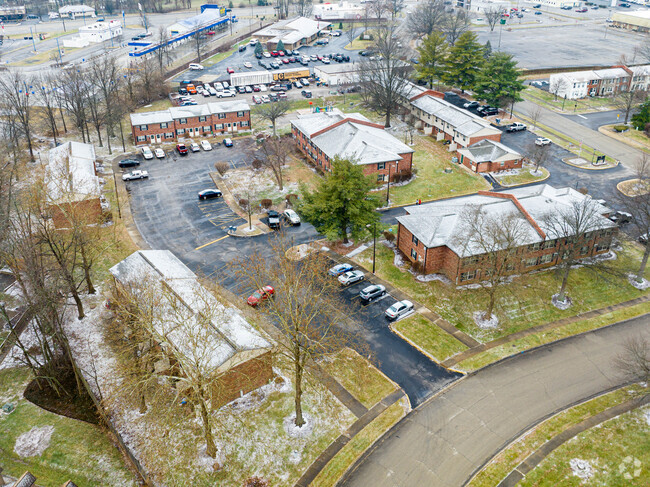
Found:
<box><xmin>341</xmin><ymin>314</ymin><xmax>650</xmax><ymax>487</ymax></box>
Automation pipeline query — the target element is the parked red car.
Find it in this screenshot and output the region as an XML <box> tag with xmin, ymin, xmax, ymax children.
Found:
<box><xmin>226</xmin><ymin>66</ymin><xmax>235</xmax><ymax>74</ymax></box>
<box><xmin>278</xmin><ymin>50</ymin><xmax>285</xmax><ymax>56</ymax></box>
<box><xmin>271</xmin><ymin>50</ymin><xmax>279</xmax><ymax>57</ymax></box>
<box><xmin>176</xmin><ymin>143</ymin><xmax>188</xmax><ymax>155</ymax></box>
<box><xmin>247</xmin><ymin>285</ymin><xmax>275</xmax><ymax>306</ymax></box>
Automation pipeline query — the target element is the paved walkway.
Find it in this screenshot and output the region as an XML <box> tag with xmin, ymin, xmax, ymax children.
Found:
<box><xmin>324</xmin><ymin>249</ymin><xmax>480</xmax><ymax>349</ymax></box>
<box><xmin>442</xmin><ymin>293</ymin><xmax>650</xmax><ymax>368</ymax></box>
<box><xmin>339</xmin><ymin>314</ymin><xmax>650</xmax><ymax>487</ymax></box>
<box><xmin>295</xmin><ymin>389</ymin><xmax>406</xmax><ymax>487</ymax></box>
<box><xmin>497</xmin><ymin>393</ymin><xmax>650</xmax><ymax>487</ymax></box>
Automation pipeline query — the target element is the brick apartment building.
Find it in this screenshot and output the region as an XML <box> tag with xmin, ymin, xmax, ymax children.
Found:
<box><xmin>46</xmin><ymin>141</ymin><xmax>104</xmax><ymax>228</ymax></box>
<box><xmin>396</xmin><ymin>185</ymin><xmax>616</xmax><ymax>285</ymax></box>
<box><xmin>456</xmin><ymin>139</ymin><xmax>523</xmax><ymax>173</ymax></box>
<box><xmin>547</xmin><ymin>64</ymin><xmax>650</xmax><ymax>99</ymax></box>
<box><xmin>109</xmin><ymin>250</ymin><xmax>274</xmax><ymax>408</ymax></box>
<box><xmin>291</xmin><ymin>109</ymin><xmax>414</xmax><ymax>182</ymax></box>
<box><xmin>129</xmin><ymin>100</ymin><xmax>251</xmax><ymax>146</ymax></box>
<box><xmin>398</xmin><ymin>81</ymin><xmax>503</xmax><ymax>151</ymax></box>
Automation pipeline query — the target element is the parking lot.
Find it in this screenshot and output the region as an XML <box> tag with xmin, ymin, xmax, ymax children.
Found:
<box><xmin>173</xmin><ymin>27</ymin><xmax>363</xmax><ymax>84</ymax></box>
<box><xmin>124</xmin><ymin>137</ymin><xmax>460</xmax><ymax>406</ymax></box>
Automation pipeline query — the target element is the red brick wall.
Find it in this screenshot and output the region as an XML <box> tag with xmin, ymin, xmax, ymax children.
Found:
<box><xmin>397</xmin><ymin>222</ymin><xmax>617</xmax><ymax>285</ymax></box>
<box><xmin>468</xmin><ymin>132</ymin><xmax>502</xmax><ymax>146</ymax></box>
<box><xmin>49</xmin><ymin>198</ymin><xmax>104</xmax><ymax>229</ymax></box>
<box><xmin>460</xmin><ymin>155</ymin><xmax>524</xmax><ymax>173</ymax></box>
<box><xmin>132</xmin><ymin>110</ymin><xmax>251</xmax><ymax>145</ymax></box>
<box><xmin>212</xmin><ymin>351</ymin><xmax>274</xmax><ymax>408</ymax></box>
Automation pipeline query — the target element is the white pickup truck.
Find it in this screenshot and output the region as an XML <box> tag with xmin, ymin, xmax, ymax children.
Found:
<box><xmin>122</xmin><ymin>170</ymin><xmax>149</xmax><ymax>181</ymax></box>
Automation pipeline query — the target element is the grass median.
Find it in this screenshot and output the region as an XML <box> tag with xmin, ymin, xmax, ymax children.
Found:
<box><xmin>392</xmin><ymin>314</ymin><xmax>468</xmax><ymax>364</ymax></box>
<box><xmin>468</xmin><ymin>385</ymin><xmax>646</xmax><ymax>487</ymax></box>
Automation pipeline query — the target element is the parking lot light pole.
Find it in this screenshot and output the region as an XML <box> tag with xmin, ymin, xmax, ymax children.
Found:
<box><xmin>386</xmin><ymin>164</ymin><xmax>392</xmax><ymax>205</ymax></box>
<box><xmin>367</xmin><ymin>222</ymin><xmax>377</xmax><ymax>274</ymax></box>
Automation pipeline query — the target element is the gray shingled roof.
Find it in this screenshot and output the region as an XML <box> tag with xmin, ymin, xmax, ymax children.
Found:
<box><xmin>291</xmin><ymin>110</ymin><xmax>414</xmax><ymax>165</ymax></box>
<box><xmin>458</xmin><ymin>139</ymin><xmax>521</xmax><ymax>163</ymax></box>
<box><xmin>397</xmin><ymin>185</ymin><xmax>615</xmax><ymax>257</ymax></box>
<box><xmin>130</xmin><ymin>100</ymin><xmax>250</xmax><ymax>126</ymax></box>
<box><xmin>410</xmin><ymin>95</ymin><xmax>496</xmax><ymax>137</ymax></box>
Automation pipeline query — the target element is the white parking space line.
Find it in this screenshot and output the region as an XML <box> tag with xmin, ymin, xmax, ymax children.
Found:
<box><xmin>392</xmin><ymin>310</ymin><xmax>416</xmax><ymax>323</ymax></box>
<box><xmin>373</xmin><ymin>294</ymin><xmax>391</xmax><ymax>304</ymax></box>
<box><xmin>577</xmin><ymin>114</ymin><xmax>587</xmax><ymax>119</ymax></box>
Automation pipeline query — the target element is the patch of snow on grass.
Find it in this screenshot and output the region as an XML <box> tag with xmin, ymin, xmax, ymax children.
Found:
<box><xmin>627</xmin><ymin>274</ymin><xmax>650</xmax><ymax>290</ymax></box>
<box><xmin>473</xmin><ymin>311</ymin><xmax>499</xmax><ymax>329</ymax></box>
<box><xmin>552</xmin><ymin>294</ymin><xmax>572</xmax><ymax>310</ymax></box>
<box><xmin>284</xmin><ymin>413</ymin><xmax>314</xmax><ymax>438</ymax></box>
<box><xmin>530</xmin><ymin>169</ymin><xmax>544</xmax><ymax>177</ymax></box>
<box><xmin>416</xmin><ymin>273</ymin><xmax>451</xmax><ymax>284</ymax></box>
<box><xmin>288</xmin><ymin>449</ymin><xmax>302</xmax><ymax>464</ymax></box>
<box><xmin>196</xmin><ymin>444</ymin><xmax>224</xmax><ymax>473</ymax></box>
<box><xmin>1</xmin><ymin>320</ymin><xmax>44</xmax><ymax>370</ymax></box>
<box><xmin>570</xmin><ymin>458</ymin><xmax>594</xmax><ymax>480</ymax></box>
<box><xmin>14</xmin><ymin>425</ymin><xmax>54</xmax><ymax>457</ymax></box>
<box><xmin>644</xmin><ymin>407</ymin><xmax>650</xmax><ymax>426</ymax></box>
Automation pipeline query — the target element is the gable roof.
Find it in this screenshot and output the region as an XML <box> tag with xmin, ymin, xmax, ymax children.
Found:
<box><xmin>46</xmin><ymin>141</ymin><xmax>100</xmax><ymax>204</ymax></box>
<box><xmin>130</xmin><ymin>100</ymin><xmax>250</xmax><ymax>126</ymax></box>
<box><xmin>457</xmin><ymin>139</ymin><xmax>521</xmax><ymax>163</ymax></box>
<box><xmin>109</xmin><ymin>250</ymin><xmax>272</xmax><ymax>375</ymax></box>
<box><xmin>256</xmin><ymin>16</ymin><xmax>329</xmax><ymax>44</ymax></box>
<box><xmin>397</xmin><ymin>184</ymin><xmax>615</xmax><ymax>257</ymax></box>
<box><xmin>291</xmin><ymin>109</ymin><xmax>414</xmax><ymax>165</ymax></box>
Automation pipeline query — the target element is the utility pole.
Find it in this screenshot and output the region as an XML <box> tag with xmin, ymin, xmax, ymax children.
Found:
<box><xmin>29</xmin><ymin>26</ymin><xmax>36</xmax><ymax>51</ymax></box>
<box><xmin>386</xmin><ymin>164</ymin><xmax>392</xmax><ymax>205</ymax></box>
<box><xmin>372</xmin><ymin>221</ymin><xmax>377</xmax><ymax>274</ymax></box>
<box><xmin>56</xmin><ymin>37</ymin><xmax>63</xmax><ymax>63</ymax></box>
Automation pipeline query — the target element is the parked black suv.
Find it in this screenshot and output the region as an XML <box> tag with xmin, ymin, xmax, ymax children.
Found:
<box><xmin>119</xmin><ymin>159</ymin><xmax>140</xmax><ymax>168</ymax></box>
<box><xmin>478</xmin><ymin>106</ymin><xmax>499</xmax><ymax>116</ymax></box>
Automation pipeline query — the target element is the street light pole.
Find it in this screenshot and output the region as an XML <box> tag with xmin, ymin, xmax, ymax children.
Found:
<box><xmin>372</xmin><ymin>221</ymin><xmax>377</xmax><ymax>274</ymax></box>
<box><xmin>386</xmin><ymin>164</ymin><xmax>391</xmax><ymax>205</ymax></box>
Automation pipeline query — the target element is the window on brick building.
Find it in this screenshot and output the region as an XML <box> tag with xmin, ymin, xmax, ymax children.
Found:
<box><xmin>580</xmin><ymin>246</ymin><xmax>589</xmax><ymax>255</ymax></box>
<box><xmin>176</xmin><ymin>129</ymin><xmax>185</xmax><ymax>135</ymax></box>
<box><xmin>199</xmin><ymin>116</ymin><xmax>207</xmax><ymax>122</ymax></box>
<box><xmin>160</xmin><ymin>122</ymin><xmax>168</xmax><ymax>129</ymax></box>
<box><xmin>542</xmin><ymin>239</ymin><xmax>556</xmax><ymax>250</ymax></box>
<box><xmin>411</xmin><ymin>249</ymin><xmax>417</xmax><ymax>260</ymax></box>
<box><xmin>241</xmin><ymin>121</ymin><xmax>249</xmax><ymax>127</ymax></box>
<box><xmin>529</xmin><ymin>242</ymin><xmax>541</xmax><ymax>251</ymax></box>
<box><xmin>139</xmin><ymin>124</ymin><xmax>148</xmax><ymax>131</ymax></box>
<box><xmin>464</xmin><ymin>255</ymin><xmax>479</xmax><ymax>265</ymax></box>
<box><xmin>412</xmin><ymin>235</ymin><xmax>419</xmax><ymax>246</ymax></box>
<box><xmin>203</xmin><ymin>126</ymin><xmax>211</xmax><ymax>132</ymax></box>
<box><xmin>218</xmin><ymin>113</ymin><xmax>226</xmax><ymax>119</ymax></box>
<box><xmin>215</xmin><ymin>123</ymin><xmax>223</xmax><ymax>130</ymax></box>
<box><xmin>539</xmin><ymin>254</ymin><xmax>553</xmax><ymax>265</ymax></box>
<box><xmin>136</xmin><ymin>135</ymin><xmax>146</xmax><ymax>142</ymax></box>
<box><xmin>237</xmin><ymin>111</ymin><xmax>245</xmax><ymax>117</ymax></box>
<box><xmin>525</xmin><ymin>257</ymin><xmax>538</xmax><ymax>267</ymax></box>
<box><xmin>460</xmin><ymin>270</ymin><xmax>476</xmax><ymax>282</ymax></box>
<box><xmin>165</xmin><ymin>132</ymin><xmax>174</xmax><ymax>138</ymax></box>
<box><xmin>596</xmin><ymin>242</ymin><xmax>610</xmax><ymax>252</ymax></box>
<box><xmin>179</xmin><ymin>118</ymin><xmax>187</xmax><ymax>124</ymax></box>
<box><xmin>377</xmin><ymin>162</ymin><xmax>385</xmax><ymax>170</ymax></box>
<box><xmin>377</xmin><ymin>174</ymin><xmax>384</xmax><ymax>182</ymax></box>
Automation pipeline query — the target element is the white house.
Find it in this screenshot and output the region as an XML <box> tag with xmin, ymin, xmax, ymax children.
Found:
<box><xmin>314</xmin><ymin>62</ymin><xmax>360</xmax><ymax>85</ymax></box>
<box><xmin>548</xmin><ymin>71</ymin><xmax>595</xmax><ymax>99</ymax></box>
<box><xmin>59</xmin><ymin>4</ymin><xmax>95</xmax><ymax>19</ymax></box>
<box><xmin>167</xmin><ymin>9</ymin><xmax>226</xmax><ymax>36</ymax></box>
<box><xmin>313</xmin><ymin>2</ymin><xmax>375</xmax><ymax>20</ymax></box>
<box><xmin>63</xmin><ymin>19</ymin><xmax>122</xmax><ymax>48</ymax></box>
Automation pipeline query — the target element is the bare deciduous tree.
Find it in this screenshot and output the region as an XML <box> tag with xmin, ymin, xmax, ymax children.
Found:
<box><xmin>615</xmin><ymin>89</ymin><xmax>646</xmax><ymax>125</ymax></box>
<box><xmin>293</xmin><ymin>0</ymin><xmax>312</xmax><ymax>17</ymax></box>
<box><xmin>527</xmin><ymin>141</ymin><xmax>551</xmax><ymax>174</ymax></box>
<box><xmin>0</xmin><ymin>71</ymin><xmax>36</xmax><ymax>160</ymax></box>
<box><xmin>359</xmin><ymin>23</ymin><xmax>412</xmax><ymax>127</ymax></box>
<box><xmin>541</xmin><ymin>198</ymin><xmax>615</xmax><ymax>306</ymax></box>
<box><xmin>407</xmin><ymin>0</ymin><xmax>446</xmax><ymax>38</ymax></box>
<box><xmin>254</xmin><ymin>99</ymin><xmax>291</xmax><ymax>136</ymax></box>
<box><xmin>484</xmin><ymin>7</ymin><xmax>502</xmax><ymax>32</ymax></box>
<box><xmin>251</xmin><ymin>135</ymin><xmax>292</xmax><ymax>190</ymax></box>
<box><xmin>442</xmin><ymin>8</ymin><xmax>470</xmax><ymax>46</ymax></box>
<box><xmin>459</xmin><ymin>207</ymin><xmax>529</xmax><ymax>322</ymax></box>
<box><xmin>549</xmin><ymin>76</ymin><xmax>569</xmax><ymax>102</ymax></box>
<box><xmin>233</xmin><ymin>236</ymin><xmax>358</xmax><ymax>427</ymax></box>
<box><xmin>529</xmin><ymin>104</ymin><xmax>544</xmax><ymax>130</ymax></box>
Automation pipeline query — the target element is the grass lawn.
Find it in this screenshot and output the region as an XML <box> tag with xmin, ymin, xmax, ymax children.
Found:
<box><xmin>601</xmin><ymin>125</ymin><xmax>650</xmax><ymax>154</ymax></box>
<box><xmin>321</xmin><ymin>348</ymin><xmax>398</xmax><ymax>409</ymax></box>
<box><xmin>392</xmin><ymin>314</ymin><xmax>468</xmax><ymax>363</ymax></box>
<box><xmin>456</xmin><ymin>300</ymin><xmax>650</xmax><ymax>372</ymax></box>
<box><xmin>0</xmin><ymin>367</ymin><xmax>134</xmax><ymax>486</ymax></box>
<box><xmin>468</xmin><ymin>385</ymin><xmax>646</xmax><ymax>487</ymax></box>
<box><xmin>374</xmin><ymin>136</ymin><xmax>490</xmax><ymax>207</ymax></box>
<box><xmin>522</xmin><ymin>86</ymin><xmax>618</xmax><ymax>113</ymax></box>
<box><xmin>352</xmin><ymin>242</ymin><xmax>650</xmax><ymax>344</ymax></box>
<box><xmin>311</xmin><ymin>397</ymin><xmax>410</xmax><ymax>487</ymax></box>
<box><xmin>492</xmin><ymin>166</ymin><xmax>549</xmax><ymax>187</ymax></box>
<box><xmin>520</xmin><ymin>404</ymin><xmax>650</xmax><ymax>486</ymax></box>
<box><xmin>344</xmin><ymin>32</ymin><xmax>375</xmax><ymax>51</ymax></box>
<box><xmin>9</xmin><ymin>47</ymin><xmax>80</xmax><ymax>66</ymax></box>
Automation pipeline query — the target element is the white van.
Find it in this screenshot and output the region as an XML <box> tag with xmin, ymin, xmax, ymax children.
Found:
<box><xmin>250</xmin><ymin>38</ymin><xmax>258</xmax><ymax>46</ymax></box>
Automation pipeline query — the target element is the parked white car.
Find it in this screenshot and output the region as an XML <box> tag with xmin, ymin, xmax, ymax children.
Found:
<box><xmin>122</xmin><ymin>170</ymin><xmax>149</xmax><ymax>181</ymax></box>
<box><xmin>244</xmin><ymin>61</ymin><xmax>253</xmax><ymax>69</ymax></box>
<box><xmin>385</xmin><ymin>300</ymin><xmax>414</xmax><ymax>321</ymax></box>
<box><xmin>190</xmin><ymin>142</ymin><xmax>200</xmax><ymax>152</ymax></box>
<box><xmin>282</xmin><ymin>209</ymin><xmax>301</xmax><ymax>225</ymax></box>
<box><xmin>154</xmin><ymin>148</ymin><xmax>165</xmax><ymax>159</ymax></box>
<box><xmin>200</xmin><ymin>140</ymin><xmax>212</xmax><ymax>151</ymax></box>
<box><xmin>535</xmin><ymin>137</ymin><xmax>551</xmax><ymax>146</ymax></box>
<box><xmin>189</xmin><ymin>63</ymin><xmax>204</xmax><ymax>70</ymax></box>
<box><xmin>141</xmin><ymin>146</ymin><xmax>154</xmax><ymax>159</ymax></box>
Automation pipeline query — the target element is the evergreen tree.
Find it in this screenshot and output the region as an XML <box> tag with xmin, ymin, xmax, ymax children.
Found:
<box><xmin>255</xmin><ymin>42</ymin><xmax>263</xmax><ymax>56</ymax></box>
<box><xmin>277</xmin><ymin>40</ymin><xmax>285</xmax><ymax>52</ymax></box>
<box><xmin>443</xmin><ymin>31</ymin><xmax>484</xmax><ymax>93</ymax></box>
<box><xmin>483</xmin><ymin>40</ymin><xmax>492</xmax><ymax>59</ymax></box>
<box><xmin>415</xmin><ymin>31</ymin><xmax>449</xmax><ymax>89</ymax></box>
<box><xmin>299</xmin><ymin>157</ymin><xmax>380</xmax><ymax>243</ymax></box>
<box><xmin>473</xmin><ymin>52</ymin><xmax>525</xmax><ymax>108</ymax></box>
<box><xmin>632</xmin><ymin>98</ymin><xmax>650</xmax><ymax>131</ymax></box>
